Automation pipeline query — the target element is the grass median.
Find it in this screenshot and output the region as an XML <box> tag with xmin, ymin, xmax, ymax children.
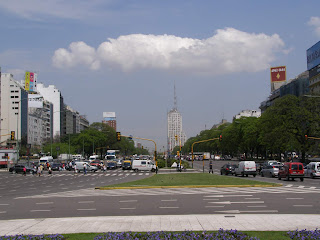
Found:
<box><xmin>96</xmin><ymin>173</ymin><xmax>281</xmax><ymax>189</ymax></box>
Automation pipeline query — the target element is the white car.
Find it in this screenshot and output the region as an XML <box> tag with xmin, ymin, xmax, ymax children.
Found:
<box><xmin>305</xmin><ymin>162</ymin><xmax>320</xmax><ymax>179</ymax></box>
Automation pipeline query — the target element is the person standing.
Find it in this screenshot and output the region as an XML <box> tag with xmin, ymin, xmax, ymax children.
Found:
<box><xmin>23</xmin><ymin>166</ymin><xmax>27</xmax><ymax>176</ymax></box>
<box><xmin>209</xmin><ymin>161</ymin><xmax>213</xmax><ymax>174</ymax></box>
<box><xmin>74</xmin><ymin>164</ymin><xmax>77</xmax><ymax>174</ymax></box>
<box><xmin>37</xmin><ymin>166</ymin><xmax>41</xmax><ymax>177</ymax></box>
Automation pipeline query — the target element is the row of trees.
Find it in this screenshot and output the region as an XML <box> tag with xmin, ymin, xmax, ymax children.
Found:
<box><xmin>36</xmin><ymin>123</ymin><xmax>149</xmax><ymax>158</ymax></box>
<box><xmin>180</xmin><ymin>95</ymin><xmax>320</xmax><ymax>162</ymax></box>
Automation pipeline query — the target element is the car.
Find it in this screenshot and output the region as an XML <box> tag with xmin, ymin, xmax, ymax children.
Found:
<box><xmin>234</xmin><ymin>161</ymin><xmax>257</xmax><ymax>177</ymax></box>
<box><xmin>122</xmin><ymin>160</ymin><xmax>132</xmax><ymax>170</ymax></box>
<box><xmin>90</xmin><ymin>160</ymin><xmax>102</xmax><ymax>168</ymax></box>
<box><xmin>260</xmin><ymin>165</ymin><xmax>280</xmax><ymax>178</ymax></box>
<box><xmin>107</xmin><ymin>161</ymin><xmax>117</xmax><ymax>170</ymax></box>
<box><xmin>116</xmin><ymin>159</ymin><xmax>122</xmax><ymax>168</ymax></box>
<box><xmin>220</xmin><ymin>164</ymin><xmax>237</xmax><ymax>175</ymax></box>
<box><xmin>51</xmin><ymin>163</ymin><xmax>62</xmax><ymax>171</ymax></box>
<box><xmin>278</xmin><ymin>162</ymin><xmax>304</xmax><ymax>181</ymax></box>
<box><xmin>9</xmin><ymin>165</ymin><xmax>36</xmax><ymax>174</ymax></box>
<box><xmin>305</xmin><ymin>162</ymin><xmax>320</xmax><ymax>179</ymax></box>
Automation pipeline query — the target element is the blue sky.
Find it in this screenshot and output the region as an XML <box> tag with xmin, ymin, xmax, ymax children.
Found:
<box><xmin>1</xmin><ymin>1</ymin><xmax>320</xmax><ymax>151</ymax></box>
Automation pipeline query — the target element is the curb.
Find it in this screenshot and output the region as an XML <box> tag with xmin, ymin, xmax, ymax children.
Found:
<box><xmin>95</xmin><ymin>184</ymin><xmax>282</xmax><ymax>190</ymax></box>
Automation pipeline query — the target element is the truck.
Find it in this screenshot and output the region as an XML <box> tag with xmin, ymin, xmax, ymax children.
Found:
<box><xmin>203</xmin><ymin>152</ymin><xmax>210</xmax><ymax>160</ymax></box>
<box><xmin>105</xmin><ymin>150</ymin><xmax>119</xmax><ymax>160</ymax></box>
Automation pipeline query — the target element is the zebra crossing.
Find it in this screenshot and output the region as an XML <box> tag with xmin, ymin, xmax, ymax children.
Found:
<box><xmin>16</xmin><ymin>184</ymin><xmax>320</xmax><ymax>199</ymax></box>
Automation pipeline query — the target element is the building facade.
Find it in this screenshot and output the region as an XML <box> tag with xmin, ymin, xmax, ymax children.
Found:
<box><xmin>80</xmin><ymin>115</ymin><xmax>89</xmax><ymax>131</ymax></box>
<box><xmin>167</xmin><ymin>109</ymin><xmax>187</xmax><ymax>152</ymax></box>
<box><xmin>102</xmin><ymin>112</ymin><xmax>116</xmax><ymax>131</ymax></box>
<box><xmin>37</xmin><ymin>83</ymin><xmax>65</xmax><ymax>138</ymax></box>
<box><xmin>0</xmin><ymin>73</ymin><xmax>28</xmax><ymax>146</ymax></box>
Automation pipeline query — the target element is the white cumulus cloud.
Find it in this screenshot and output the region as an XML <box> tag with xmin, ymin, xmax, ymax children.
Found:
<box><xmin>52</xmin><ymin>28</ymin><xmax>286</xmax><ymax>75</ymax></box>
<box><xmin>308</xmin><ymin>17</ymin><xmax>320</xmax><ymax>37</ymax></box>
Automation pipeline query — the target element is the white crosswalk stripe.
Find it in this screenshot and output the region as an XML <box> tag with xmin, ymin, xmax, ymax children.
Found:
<box><xmin>15</xmin><ymin>185</ymin><xmax>320</xmax><ymax>199</ymax></box>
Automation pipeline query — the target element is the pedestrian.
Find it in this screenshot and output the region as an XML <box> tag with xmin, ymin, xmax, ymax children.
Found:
<box><xmin>74</xmin><ymin>164</ymin><xmax>77</xmax><ymax>174</ymax></box>
<box><xmin>103</xmin><ymin>164</ymin><xmax>106</xmax><ymax>172</ymax></box>
<box><xmin>209</xmin><ymin>161</ymin><xmax>213</xmax><ymax>174</ymax></box>
<box><xmin>37</xmin><ymin>166</ymin><xmax>41</xmax><ymax>177</ymax></box>
<box><xmin>83</xmin><ymin>163</ymin><xmax>87</xmax><ymax>175</ymax></box>
<box><xmin>40</xmin><ymin>164</ymin><xmax>44</xmax><ymax>174</ymax></box>
<box><xmin>48</xmin><ymin>166</ymin><xmax>52</xmax><ymax>175</ymax></box>
<box><xmin>62</xmin><ymin>163</ymin><xmax>65</xmax><ymax>170</ymax></box>
<box><xmin>23</xmin><ymin>166</ymin><xmax>26</xmax><ymax>176</ymax></box>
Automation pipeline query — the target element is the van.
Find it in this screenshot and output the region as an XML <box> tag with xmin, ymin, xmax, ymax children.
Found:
<box><xmin>75</xmin><ymin>161</ymin><xmax>98</xmax><ymax>173</ymax></box>
<box><xmin>305</xmin><ymin>162</ymin><xmax>320</xmax><ymax>179</ymax></box>
<box><xmin>39</xmin><ymin>156</ymin><xmax>53</xmax><ymax>165</ymax></box>
<box><xmin>278</xmin><ymin>162</ymin><xmax>304</xmax><ymax>181</ymax></box>
<box><xmin>234</xmin><ymin>161</ymin><xmax>257</xmax><ymax>177</ymax></box>
<box><xmin>132</xmin><ymin>159</ymin><xmax>157</xmax><ymax>172</ymax></box>
<box><xmin>89</xmin><ymin>155</ymin><xmax>99</xmax><ymax>162</ymax></box>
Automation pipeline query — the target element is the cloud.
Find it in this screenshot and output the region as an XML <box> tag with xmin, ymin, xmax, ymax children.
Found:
<box><xmin>52</xmin><ymin>28</ymin><xmax>286</xmax><ymax>75</ymax></box>
<box><xmin>0</xmin><ymin>0</ymin><xmax>107</xmax><ymax>20</ymax></box>
<box><xmin>308</xmin><ymin>17</ymin><xmax>320</xmax><ymax>37</ymax></box>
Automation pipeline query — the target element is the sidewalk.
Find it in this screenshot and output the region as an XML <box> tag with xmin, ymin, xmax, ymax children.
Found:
<box><xmin>1</xmin><ymin>214</ymin><xmax>319</xmax><ymax>235</ymax></box>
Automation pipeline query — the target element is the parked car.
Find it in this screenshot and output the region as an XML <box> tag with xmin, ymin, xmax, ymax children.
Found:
<box><xmin>278</xmin><ymin>162</ymin><xmax>304</xmax><ymax>181</ymax></box>
<box><xmin>220</xmin><ymin>164</ymin><xmax>237</xmax><ymax>175</ymax></box>
<box><xmin>234</xmin><ymin>161</ymin><xmax>257</xmax><ymax>177</ymax></box>
<box><xmin>260</xmin><ymin>165</ymin><xmax>280</xmax><ymax>178</ymax></box>
<box><xmin>9</xmin><ymin>165</ymin><xmax>36</xmax><ymax>174</ymax></box>
<box><xmin>304</xmin><ymin>162</ymin><xmax>320</xmax><ymax>179</ymax></box>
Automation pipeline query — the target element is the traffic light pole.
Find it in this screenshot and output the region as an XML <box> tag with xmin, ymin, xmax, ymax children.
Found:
<box><xmin>191</xmin><ymin>137</ymin><xmax>220</xmax><ymax>173</ymax></box>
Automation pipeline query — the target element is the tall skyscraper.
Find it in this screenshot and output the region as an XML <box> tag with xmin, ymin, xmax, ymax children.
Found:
<box><xmin>167</xmin><ymin>83</ymin><xmax>186</xmax><ymax>153</ymax></box>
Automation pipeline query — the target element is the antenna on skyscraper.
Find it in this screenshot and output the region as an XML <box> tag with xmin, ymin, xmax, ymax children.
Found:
<box><xmin>174</xmin><ymin>81</ymin><xmax>177</xmax><ymax>110</ymax></box>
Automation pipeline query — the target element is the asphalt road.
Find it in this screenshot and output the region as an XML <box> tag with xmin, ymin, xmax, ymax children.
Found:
<box><xmin>0</xmin><ymin>162</ymin><xmax>319</xmax><ymax>220</ymax></box>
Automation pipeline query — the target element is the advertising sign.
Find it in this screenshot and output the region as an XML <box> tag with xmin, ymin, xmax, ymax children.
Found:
<box><xmin>307</xmin><ymin>41</ymin><xmax>320</xmax><ymax>71</ymax></box>
<box><xmin>25</xmin><ymin>72</ymin><xmax>30</xmax><ymax>91</ymax></box>
<box><xmin>103</xmin><ymin>112</ymin><xmax>116</xmax><ymax>121</ymax></box>
<box><xmin>270</xmin><ymin>66</ymin><xmax>286</xmax><ymax>82</ymax></box>
<box><xmin>25</xmin><ymin>71</ymin><xmax>37</xmax><ymax>92</ymax></box>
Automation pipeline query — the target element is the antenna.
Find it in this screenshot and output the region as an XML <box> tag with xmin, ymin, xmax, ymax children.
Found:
<box><xmin>174</xmin><ymin>81</ymin><xmax>177</xmax><ymax>110</ymax></box>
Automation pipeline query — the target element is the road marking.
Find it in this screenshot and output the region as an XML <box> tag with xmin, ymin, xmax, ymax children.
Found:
<box><xmin>215</xmin><ymin>210</ymin><xmax>278</xmax><ymax>214</ymax></box>
<box><xmin>30</xmin><ymin>210</ymin><xmax>51</xmax><ymax>212</ymax></box>
<box><xmin>36</xmin><ymin>202</ymin><xmax>53</xmax><ymax>205</ymax></box>
<box><xmin>9</xmin><ymin>190</ymin><xmax>16</xmax><ymax>192</ymax></box>
<box><xmin>78</xmin><ymin>201</ymin><xmax>94</xmax><ymax>204</ymax></box>
<box><xmin>120</xmin><ymin>208</ymin><xmax>136</xmax><ymax>210</ymax></box>
<box><xmin>293</xmin><ymin>205</ymin><xmax>313</xmax><ymax>207</ymax></box>
<box><xmin>203</xmin><ymin>199</ymin><xmax>219</xmax><ymax>201</ymax></box>
<box><xmin>245</xmin><ymin>198</ymin><xmax>260</xmax><ymax>200</ymax></box>
<box><xmin>159</xmin><ymin>207</ymin><xmax>179</xmax><ymax>209</ymax></box>
<box><xmin>205</xmin><ymin>206</ymin><xmax>224</xmax><ymax>208</ymax></box>
<box><xmin>298</xmin><ymin>186</ymin><xmax>305</xmax><ymax>188</ymax></box>
<box><xmin>0</xmin><ymin>211</ymin><xmax>7</xmax><ymax>214</ymax></box>
<box><xmin>77</xmin><ymin>209</ymin><xmax>96</xmax><ymax>211</ymax></box>
<box><xmin>205</xmin><ymin>195</ymin><xmax>253</xmax><ymax>198</ymax></box>
<box><xmin>286</xmin><ymin>198</ymin><xmax>304</xmax><ymax>200</ymax></box>
<box><xmin>119</xmin><ymin>200</ymin><xmax>138</xmax><ymax>203</ymax></box>
<box><xmin>0</xmin><ymin>204</ymin><xmax>9</xmax><ymax>206</ymax></box>
<box><xmin>161</xmin><ymin>199</ymin><xmax>177</xmax><ymax>202</ymax></box>
<box><xmin>61</xmin><ymin>188</ymin><xmax>68</xmax><ymax>189</ymax></box>
<box><xmin>247</xmin><ymin>206</ymin><xmax>267</xmax><ymax>208</ymax></box>
<box><xmin>209</xmin><ymin>201</ymin><xmax>264</xmax><ymax>204</ymax></box>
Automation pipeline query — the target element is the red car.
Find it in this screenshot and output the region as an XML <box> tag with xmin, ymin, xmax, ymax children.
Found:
<box><xmin>278</xmin><ymin>162</ymin><xmax>304</xmax><ymax>181</ymax></box>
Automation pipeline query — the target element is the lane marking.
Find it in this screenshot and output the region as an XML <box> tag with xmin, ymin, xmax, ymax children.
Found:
<box><xmin>161</xmin><ymin>199</ymin><xmax>177</xmax><ymax>202</ymax></box>
<box><xmin>205</xmin><ymin>195</ymin><xmax>253</xmax><ymax>198</ymax></box>
<box><xmin>120</xmin><ymin>208</ymin><xmax>136</xmax><ymax>210</ymax></box>
<box><xmin>30</xmin><ymin>210</ymin><xmax>51</xmax><ymax>212</ymax></box>
<box><xmin>286</xmin><ymin>198</ymin><xmax>304</xmax><ymax>200</ymax></box>
<box><xmin>77</xmin><ymin>209</ymin><xmax>96</xmax><ymax>211</ymax></box>
<box><xmin>159</xmin><ymin>207</ymin><xmax>179</xmax><ymax>209</ymax></box>
<box><xmin>203</xmin><ymin>199</ymin><xmax>219</xmax><ymax>201</ymax></box>
<box><xmin>0</xmin><ymin>204</ymin><xmax>9</xmax><ymax>206</ymax></box>
<box><xmin>247</xmin><ymin>206</ymin><xmax>267</xmax><ymax>208</ymax></box>
<box><xmin>245</xmin><ymin>198</ymin><xmax>260</xmax><ymax>200</ymax></box>
<box><xmin>205</xmin><ymin>206</ymin><xmax>224</xmax><ymax>208</ymax></box>
<box><xmin>208</xmin><ymin>201</ymin><xmax>264</xmax><ymax>204</ymax></box>
<box><xmin>119</xmin><ymin>200</ymin><xmax>137</xmax><ymax>203</ymax></box>
<box><xmin>0</xmin><ymin>211</ymin><xmax>7</xmax><ymax>214</ymax></box>
<box><xmin>293</xmin><ymin>205</ymin><xmax>313</xmax><ymax>207</ymax></box>
<box><xmin>78</xmin><ymin>201</ymin><xmax>94</xmax><ymax>204</ymax></box>
<box><xmin>215</xmin><ymin>210</ymin><xmax>278</xmax><ymax>213</ymax></box>
<box><xmin>36</xmin><ymin>202</ymin><xmax>53</xmax><ymax>205</ymax></box>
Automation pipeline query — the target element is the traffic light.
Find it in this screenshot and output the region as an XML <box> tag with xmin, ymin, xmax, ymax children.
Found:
<box><xmin>116</xmin><ymin>132</ymin><xmax>121</xmax><ymax>141</ymax></box>
<box><xmin>175</xmin><ymin>135</ymin><xmax>178</xmax><ymax>141</ymax></box>
<box><xmin>305</xmin><ymin>135</ymin><xmax>308</xmax><ymax>140</ymax></box>
<box><xmin>10</xmin><ymin>131</ymin><xmax>15</xmax><ymax>140</ymax></box>
<box><xmin>219</xmin><ymin>135</ymin><xmax>222</xmax><ymax>142</ymax></box>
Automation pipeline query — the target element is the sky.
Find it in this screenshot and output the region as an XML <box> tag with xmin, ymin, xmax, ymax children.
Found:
<box><xmin>1</xmin><ymin>0</ymin><xmax>320</xmax><ymax>151</ymax></box>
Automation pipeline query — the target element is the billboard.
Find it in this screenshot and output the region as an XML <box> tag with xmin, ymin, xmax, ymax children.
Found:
<box><xmin>28</xmin><ymin>94</ymin><xmax>43</xmax><ymax>108</ymax></box>
<box><xmin>270</xmin><ymin>66</ymin><xmax>286</xmax><ymax>82</ymax></box>
<box><xmin>25</xmin><ymin>71</ymin><xmax>37</xmax><ymax>92</ymax></box>
<box><xmin>103</xmin><ymin>112</ymin><xmax>116</xmax><ymax>121</ymax></box>
<box><xmin>307</xmin><ymin>41</ymin><xmax>320</xmax><ymax>71</ymax></box>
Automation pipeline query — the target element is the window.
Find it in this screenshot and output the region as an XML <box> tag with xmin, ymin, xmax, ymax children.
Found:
<box><xmin>292</xmin><ymin>164</ymin><xmax>298</xmax><ymax>170</ymax></box>
<box><xmin>141</xmin><ymin>161</ymin><xmax>146</xmax><ymax>165</ymax></box>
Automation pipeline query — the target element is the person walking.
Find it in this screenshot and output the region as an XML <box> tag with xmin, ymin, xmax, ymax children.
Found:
<box><xmin>37</xmin><ymin>166</ymin><xmax>41</xmax><ymax>177</ymax></box>
<box><xmin>23</xmin><ymin>166</ymin><xmax>27</xmax><ymax>176</ymax></box>
<box><xmin>83</xmin><ymin>163</ymin><xmax>87</xmax><ymax>175</ymax></box>
<box><xmin>74</xmin><ymin>164</ymin><xmax>77</xmax><ymax>174</ymax></box>
<box><xmin>209</xmin><ymin>161</ymin><xmax>213</xmax><ymax>174</ymax></box>
<box><xmin>48</xmin><ymin>166</ymin><xmax>52</xmax><ymax>175</ymax></box>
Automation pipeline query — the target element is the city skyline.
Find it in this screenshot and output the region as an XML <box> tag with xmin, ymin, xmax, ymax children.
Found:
<box><xmin>1</xmin><ymin>1</ymin><xmax>320</xmax><ymax>149</ymax></box>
